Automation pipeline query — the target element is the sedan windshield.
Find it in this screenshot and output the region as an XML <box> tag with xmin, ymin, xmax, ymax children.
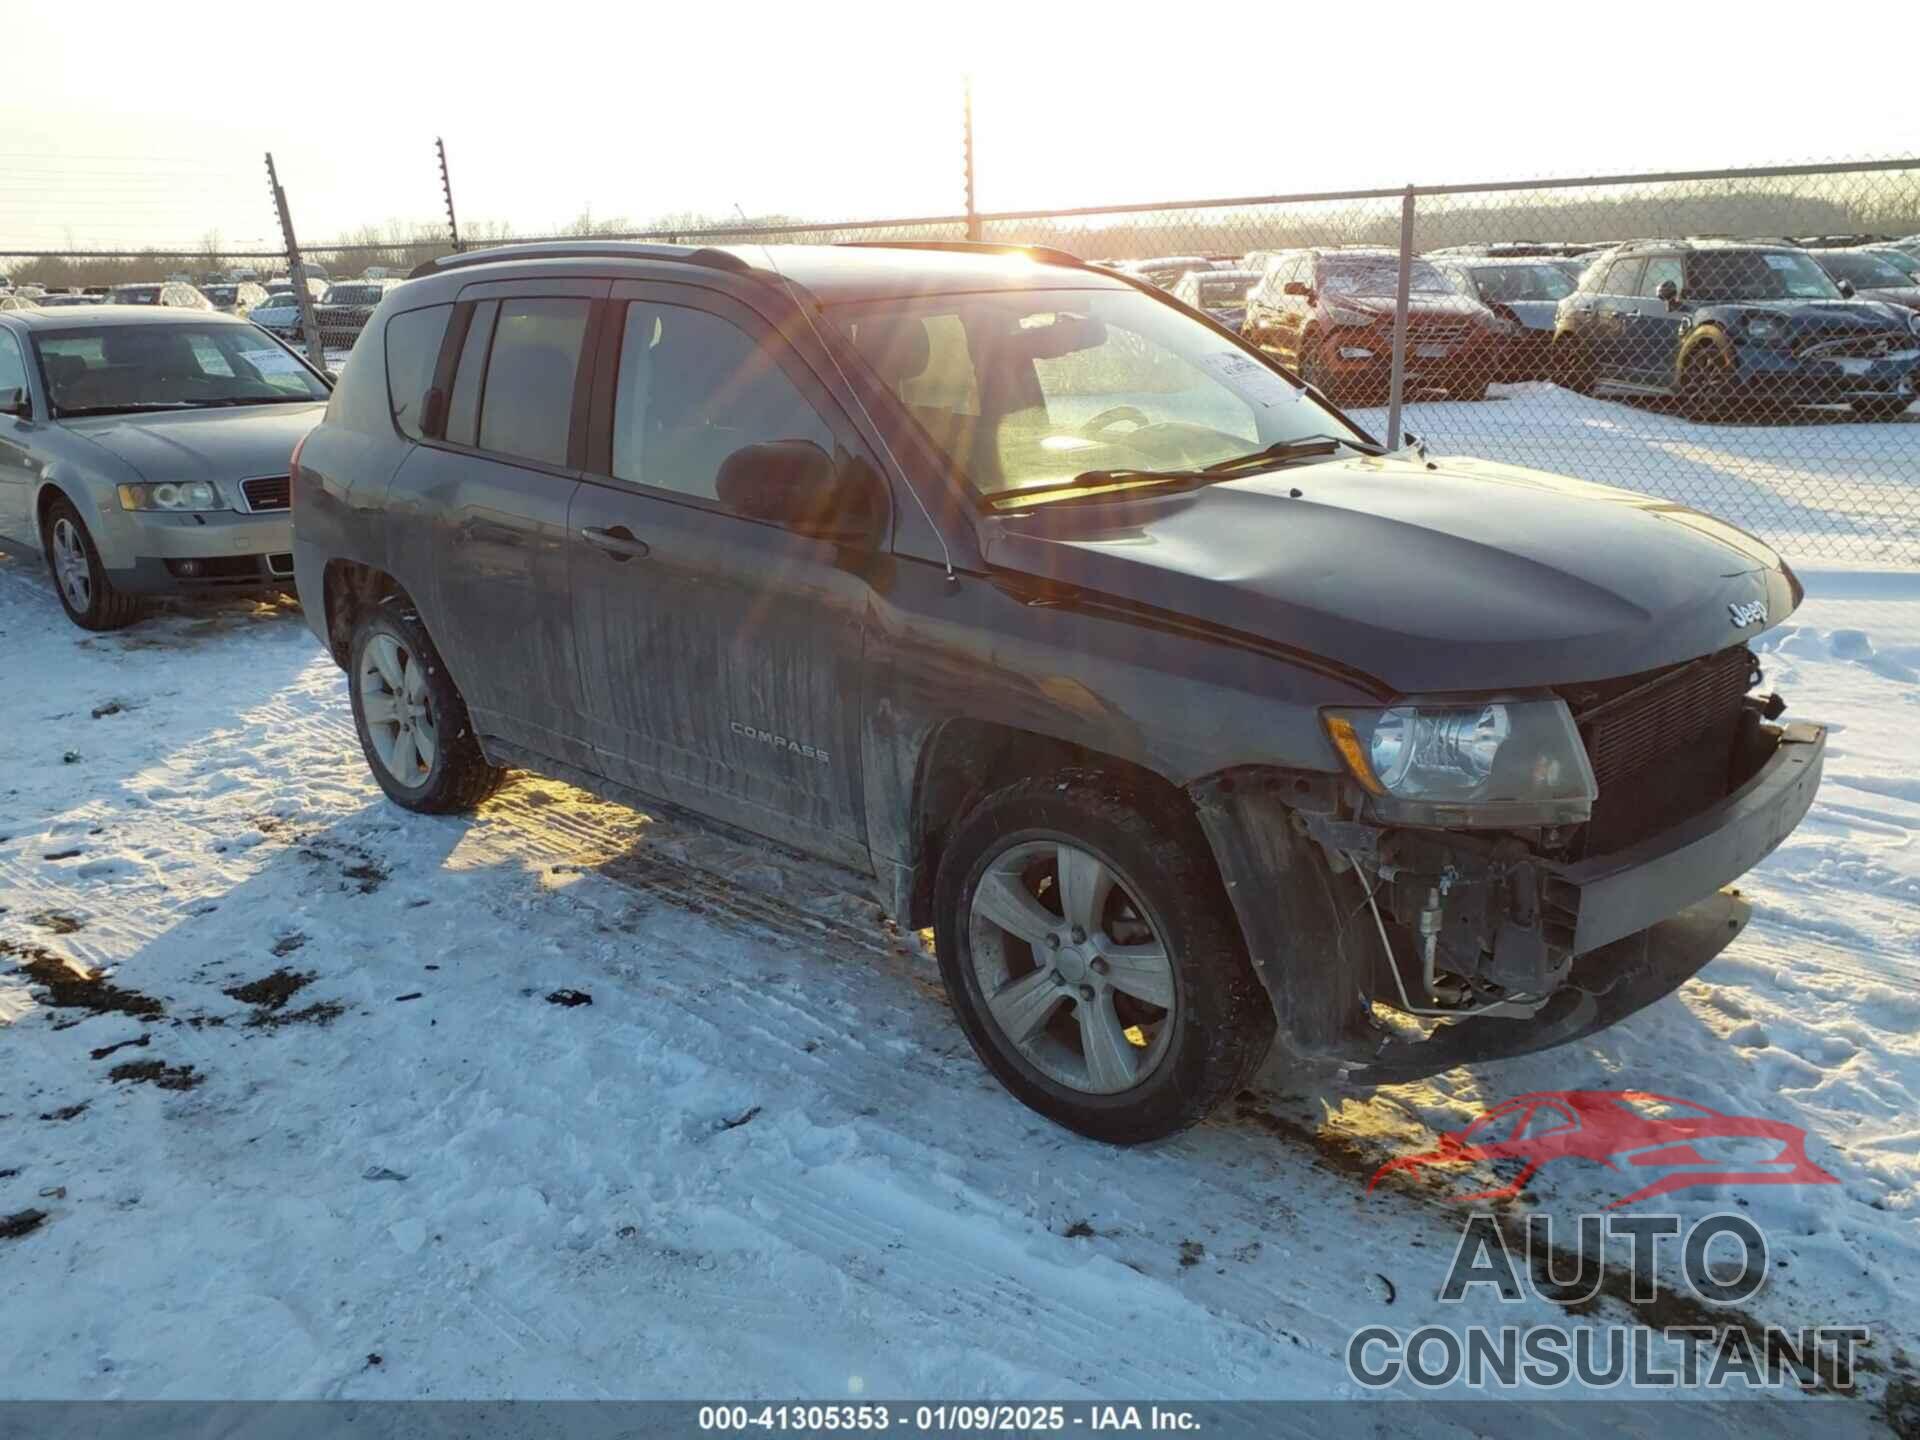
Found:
<box><xmin>1471</xmin><ymin>264</ymin><xmax>1575</xmax><ymax>302</ymax></box>
<box><xmin>1320</xmin><ymin>258</ymin><xmax>1453</xmax><ymax>297</ymax></box>
<box><xmin>1868</xmin><ymin>249</ymin><xmax>1920</xmax><ymax>281</ymax></box>
<box><xmin>1686</xmin><ymin>251</ymin><xmax>1840</xmax><ymax>302</ymax></box>
<box><xmin>828</xmin><ymin>286</ymin><xmax>1368</xmax><ymax>500</ymax></box>
<box><xmin>35</xmin><ymin>324</ymin><xmax>330</xmax><ymax>415</ymax></box>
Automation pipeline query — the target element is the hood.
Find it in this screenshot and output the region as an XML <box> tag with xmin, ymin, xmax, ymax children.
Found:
<box><xmin>1328</xmin><ymin>291</ymin><xmax>1487</xmax><ymax>322</ymax></box>
<box><xmin>981</xmin><ymin>453</ymin><xmax>1800</xmax><ymax>695</ymax></box>
<box><xmin>1485</xmin><ymin>298</ymin><xmax>1560</xmax><ymax>333</ymax></box>
<box><xmin>66</xmin><ymin>404</ymin><xmax>326</xmax><ymax>497</ymax></box>
<box><xmin>1707</xmin><ymin>298</ymin><xmax>1909</xmax><ymax>330</ymax></box>
<box><xmin>1852</xmin><ymin>286</ymin><xmax>1920</xmax><ymax>312</ymax></box>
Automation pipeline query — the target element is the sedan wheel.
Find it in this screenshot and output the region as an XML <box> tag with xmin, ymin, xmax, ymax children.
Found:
<box><xmin>50</xmin><ymin>517</ymin><xmax>93</xmax><ymax>614</ymax></box>
<box><xmin>967</xmin><ymin>839</ymin><xmax>1177</xmax><ymax>1095</ymax></box>
<box><xmin>357</xmin><ymin>632</ymin><xmax>438</xmax><ymax>788</ymax></box>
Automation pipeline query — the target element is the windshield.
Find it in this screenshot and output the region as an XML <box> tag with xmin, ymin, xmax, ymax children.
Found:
<box><xmin>1196</xmin><ymin>275</ymin><xmax>1256</xmax><ymax>305</ymax></box>
<box><xmin>324</xmin><ymin>284</ymin><xmax>385</xmax><ymax>305</ymax></box>
<box><xmin>1686</xmin><ymin>251</ymin><xmax>1840</xmax><ymax>302</ymax></box>
<box><xmin>1868</xmin><ymin>249</ymin><xmax>1920</xmax><ymax>281</ymax></box>
<box><xmin>204</xmin><ymin>286</ymin><xmax>239</xmax><ymax>304</ymax></box>
<box><xmin>1320</xmin><ymin>257</ymin><xmax>1452</xmax><ymax>297</ymax></box>
<box><xmin>112</xmin><ymin>287</ymin><xmax>161</xmax><ymax>304</ymax></box>
<box><xmin>35</xmin><ymin>324</ymin><xmax>331</xmax><ymax>414</ymax></box>
<box><xmin>1471</xmin><ymin>264</ymin><xmax>1575</xmax><ymax>302</ymax></box>
<box><xmin>1819</xmin><ymin>251</ymin><xmax>1912</xmax><ymax>290</ymax></box>
<box><xmin>829</xmin><ymin>287</ymin><xmax>1366</xmax><ymax>500</ymax></box>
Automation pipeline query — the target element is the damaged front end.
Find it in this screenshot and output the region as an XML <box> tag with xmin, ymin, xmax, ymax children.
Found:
<box><xmin>1189</xmin><ymin>646</ymin><xmax>1826</xmax><ymax>1083</ymax></box>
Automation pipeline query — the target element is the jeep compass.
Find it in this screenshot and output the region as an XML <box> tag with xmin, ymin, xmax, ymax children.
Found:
<box><xmin>292</xmin><ymin>240</ymin><xmax>1824</xmax><ymax>1143</ymax></box>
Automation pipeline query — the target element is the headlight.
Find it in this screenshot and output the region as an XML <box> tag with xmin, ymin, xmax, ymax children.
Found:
<box><xmin>1324</xmin><ymin>302</ymin><xmax>1377</xmax><ymax>328</ymax></box>
<box><xmin>1323</xmin><ymin>699</ymin><xmax>1597</xmax><ymax>825</ymax></box>
<box><xmin>117</xmin><ymin>481</ymin><xmax>226</xmax><ymax>512</ymax></box>
<box><xmin>1744</xmin><ymin>317</ymin><xmax>1784</xmax><ymax>342</ymax></box>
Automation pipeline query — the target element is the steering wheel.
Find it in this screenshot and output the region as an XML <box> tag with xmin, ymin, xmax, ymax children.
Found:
<box><xmin>1080</xmin><ymin>405</ymin><xmax>1151</xmax><ymax>440</ymax></box>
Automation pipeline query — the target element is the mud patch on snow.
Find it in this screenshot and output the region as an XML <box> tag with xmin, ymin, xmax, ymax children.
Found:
<box><xmin>223</xmin><ymin>968</ymin><xmax>312</xmax><ymax>1011</ymax></box>
<box><xmin>108</xmin><ymin>1059</ymin><xmax>202</xmax><ymax>1091</ymax></box>
<box><xmin>4</xmin><ymin>940</ymin><xmax>164</xmax><ymax>1021</ymax></box>
<box><xmin>247</xmin><ymin>1000</ymin><xmax>344</xmax><ymax>1030</ymax></box>
<box><xmin>28</xmin><ymin>911</ymin><xmax>85</xmax><ymax>935</ymax></box>
<box><xmin>0</xmin><ymin>1209</ymin><xmax>48</xmax><ymax>1241</ymax></box>
<box><xmin>300</xmin><ymin>840</ymin><xmax>388</xmax><ymax>895</ymax></box>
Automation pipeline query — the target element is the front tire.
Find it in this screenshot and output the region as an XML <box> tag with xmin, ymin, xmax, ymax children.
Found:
<box><xmin>348</xmin><ymin>597</ymin><xmax>505</xmax><ymax>814</ymax></box>
<box><xmin>43</xmin><ymin>497</ymin><xmax>140</xmax><ymax>632</ymax></box>
<box><xmin>933</xmin><ymin>769</ymin><xmax>1275</xmax><ymax>1145</ymax></box>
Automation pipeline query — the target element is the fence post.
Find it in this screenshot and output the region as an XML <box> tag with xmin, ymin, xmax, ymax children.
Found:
<box><xmin>437</xmin><ymin>137</ymin><xmax>462</xmax><ymax>254</ymax></box>
<box><xmin>265</xmin><ymin>153</ymin><xmax>326</xmax><ymax>371</ymax></box>
<box><xmin>1385</xmin><ymin>184</ymin><xmax>1416</xmax><ymax>451</ymax></box>
<box><xmin>963</xmin><ymin>76</ymin><xmax>981</xmax><ymax>242</ymax></box>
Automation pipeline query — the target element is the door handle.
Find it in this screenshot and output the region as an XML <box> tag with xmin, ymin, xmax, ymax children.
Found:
<box><xmin>580</xmin><ymin>525</ymin><xmax>650</xmax><ymax>561</ymax></box>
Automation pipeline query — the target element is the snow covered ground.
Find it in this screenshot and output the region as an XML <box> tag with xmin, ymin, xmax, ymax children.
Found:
<box><xmin>1</xmin><ymin>520</ymin><xmax>1917</xmax><ymax>1423</ymax></box>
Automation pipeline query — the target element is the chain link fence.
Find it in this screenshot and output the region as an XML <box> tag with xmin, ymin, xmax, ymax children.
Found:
<box><xmin>5</xmin><ymin>156</ymin><xmax>1915</xmax><ymax>561</ymax></box>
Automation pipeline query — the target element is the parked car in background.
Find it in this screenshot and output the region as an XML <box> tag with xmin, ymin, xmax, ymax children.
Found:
<box><xmin>1243</xmin><ymin>247</ymin><xmax>1498</xmax><ymax>402</ymax></box>
<box><xmin>1792</xmin><ymin>233</ymin><xmax>1888</xmax><ymax>249</ymax></box>
<box><xmin>81</xmin><ymin>286</ymin><xmax>111</xmax><ymax>299</ymax></box>
<box><xmin>1806</xmin><ymin>248</ymin><xmax>1920</xmax><ymax>313</ymax></box>
<box><xmin>109</xmin><ymin>282</ymin><xmax>213</xmax><ymax>310</ymax></box>
<box><xmin>203</xmin><ymin>281</ymin><xmax>271</xmax><ymax>316</ymax></box>
<box><xmin>0</xmin><ymin>296</ymin><xmax>37</xmax><ymax>312</ymax></box>
<box><xmin>250</xmin><ymin>291</ymin><xmax>308</xmax><ymax>341</ymax></box>
<box><xmin>1431</xmin><ymin>255</ymin><xmax>1580</xmax><ymax>382</ymax></box>
<box><xmin>1170</xmin><ymin>268</ymin><xmax>1260</xmax><ymax>331</ymax></box>
<box><xmin>1428</xmin><ymin>242</ymin><xmax>1591</xmax><ymax>259</ymax></box>
<box><xmin>290</xmin><ymin>239</ymin><xmax>1824</xmax><ymax>1142</ymax></box>
<box><xmin>0</xmin><ymin>306</ymin><xmax>332</xmax><ymax>629</ymax></box>
<box><xmin>1119</xmin><ymin>255</ymin><xmax>1218</xmax><ymax>290</ymax></box>
<box><xmin>28</xmin><ymin>294</ymin><xmax>102</xmax><ymax>308</ymax></box>
<box><xmin>314</xmin><ymin>278</ymin><xmax>405</xmax><ymax>350</ymax></box>
<box><xmin>1552</xmin><ymin>239</ymin><xmax>1920</xmax><ymax>420</ymax></box>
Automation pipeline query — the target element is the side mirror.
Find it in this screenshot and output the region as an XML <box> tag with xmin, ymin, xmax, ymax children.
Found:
<box><xmin>1655</xmin><ymin>279</ymin><xmax>1680</xmax><ymax>308</ymax></box>
<box><xmin>1836</xmin><ymin>278</ymin><xmax>1856</xmax><ymax>298</ymax></box>
<box><xmin>0</xmin><ymin>386</ymin><xmax>27</xmax><ymax>418</ymax></box>
<box><xmin>1282</xmin><ymin>280</ymin><xmax>1311</xmax><ymax>297</ymax></box>
<box><xmin>714</xmin><ymin>441</ymin><xmax>882</xmax><ymax>544</ymax></box>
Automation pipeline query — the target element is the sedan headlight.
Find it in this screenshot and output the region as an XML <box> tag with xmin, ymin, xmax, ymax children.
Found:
<box><xmin>1323</xmin><ymin>699</ymin><xmax>1597</xmax><ymax>825</ymax></box>
<box><xmin>117</xmin><ymin>481</ymin><xmax>227</xmax><ymax>512</ymax></box>
<box><xmin>1744</xmin><ymin>317</ymin><xmax>1785</xmax><ymax>342</ymax></box>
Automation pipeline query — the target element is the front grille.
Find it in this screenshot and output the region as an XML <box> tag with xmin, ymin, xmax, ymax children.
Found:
<box><xmin>1562</xmin><ymin>646</ymin><xmax>1756</xmax><ymax>854</ymax></box>
<box><xmin>1795</xmin><ymin>332</ymin><xmax>1911</xmax><ymax>360</ymax></box>
<box><xmin>242</xmin><ymin>475</ymin><xmax>291</xmax><ymax>511</ymax></box>
<box><xmin>1408</xmin><ymin>320</ymin><xmax>1472</xmax><ymax>346</ymax></box>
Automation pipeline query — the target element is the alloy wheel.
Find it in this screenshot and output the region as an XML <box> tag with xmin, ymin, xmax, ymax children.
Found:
<box><xmin>50</xmin><ymin>517</ymin><xmax>93</xmax><ymax>614</ymax></box>
<box><xmin>967</xmin><ymin>839</ymin><xmax>1178</xmax><ymax>1095</ymax></box>
<box><xmin>358</xmin><ymin>632</ymin><xmax>438</xmax><ymax>787</ymax></box>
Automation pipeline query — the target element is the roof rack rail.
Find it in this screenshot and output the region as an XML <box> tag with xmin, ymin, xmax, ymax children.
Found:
<box><xmin>835</xmin><ymin>239</ymin><xmax>1088</xmax><ymax>269</ymax></box>
<box><xmin>407</xmin><ymin>240</ymin><xmax>751</xmax><ymax>280</ymax></box>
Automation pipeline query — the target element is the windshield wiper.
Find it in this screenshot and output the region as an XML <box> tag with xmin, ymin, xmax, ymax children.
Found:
<box><xmin>1201</xmin><ymin>432</ymin><xmax>1381</xmax><ymax>474</ymax></box>
<box><xmin>198</xmin><ymin>395</ymin><xmax>319</xmax><ymax>407</ymax></box>
<box><xmin>54</xmin><ymin>402</ymin><xmax>201</xmax><ymax>417</ymax></box>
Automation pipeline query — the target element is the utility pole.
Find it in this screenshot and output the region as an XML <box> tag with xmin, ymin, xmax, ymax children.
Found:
<box><xmin>437</xmin><ymin>137</ymin><xmax>462</xmax><ymax>253</ymax></box>
<box><xmin>266</xmin><ymin>153</ymin><xmax>326</xmax><ymax>370</ymax></box>
<box><xmin>963</xmin><ymin>76</ymin><xmax>980</xmax><ymax>242</ymax></box>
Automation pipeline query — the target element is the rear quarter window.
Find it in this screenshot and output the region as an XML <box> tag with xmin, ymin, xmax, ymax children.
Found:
<box><xmin>383</xmin><ymin>304</ymin><xmax>450</xmax><ymax>440</ymax></box>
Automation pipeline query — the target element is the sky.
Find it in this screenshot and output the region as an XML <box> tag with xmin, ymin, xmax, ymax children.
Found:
<box><xmin>2</xmin><ymin>0</ymin><xmax>1917</xmax><ymax>254</ymax></box>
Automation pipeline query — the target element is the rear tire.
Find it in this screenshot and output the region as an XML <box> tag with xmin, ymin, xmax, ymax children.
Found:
<box><xmin>43</xmin><ymin>497</ymin><xmax>141</xmax><ymax>632</ymax></box>
<box><xmin>1679</xmin><ymin>350</ymin><xmax>1734</xmax><ymax>422</ymax></box>
<box><xmin>348</xmin><ymin>597</ymin><xmax>505</xmax><ymax>814</ymax></box>
<box><xmin>933</xmin><ymin>768</ymin><xmax>1275</xmax><ymax>1145</ymax></box>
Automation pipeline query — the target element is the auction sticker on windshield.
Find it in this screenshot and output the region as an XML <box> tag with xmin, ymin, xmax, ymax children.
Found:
<box><xmin>1201</xmin><ymin>351</ymin><xmax>1301</xmax><ymax>408</ymax></box>
<box><xmin>240</xmin><ymin>349</ymin><xmax>305</xmax><ymax>375</ymax></box>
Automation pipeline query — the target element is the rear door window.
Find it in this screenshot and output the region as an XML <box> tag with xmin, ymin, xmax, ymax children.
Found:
<box><xmin>476</xmin><ymin>299</ymin><xmax>590</xmax><ymax>466</ymax></box>
<box><xmin>444</xmin><ymin>300</ymin><xmax>498</xmax><ymax>447</ymax></box>
<box><xmin>1638</xmin><ymin>257</ymin><xmax>1685</xmax><ymax>298</ymax></box>
<box><xmin>0</xmin><ymin>328</ymin><xmax>28</xmax><ymax>404</ymax></box>
<box><xmin>1600</xmin><ymin>258</ymin><xmax>1645</xmax><ymax>295</ymax></box>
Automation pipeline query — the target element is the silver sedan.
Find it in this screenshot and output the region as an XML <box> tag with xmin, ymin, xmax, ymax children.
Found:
<box><xmin>0</xmin><ymin>306</ymin><xmax>331</xmax><ymax>629</ymax></box>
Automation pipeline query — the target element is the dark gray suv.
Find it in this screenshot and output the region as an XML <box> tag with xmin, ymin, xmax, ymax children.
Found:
<box><xmin>293</xmin><ymin>240</ymin><xmax>1824</xmax><ymax>1143</ymax></box>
